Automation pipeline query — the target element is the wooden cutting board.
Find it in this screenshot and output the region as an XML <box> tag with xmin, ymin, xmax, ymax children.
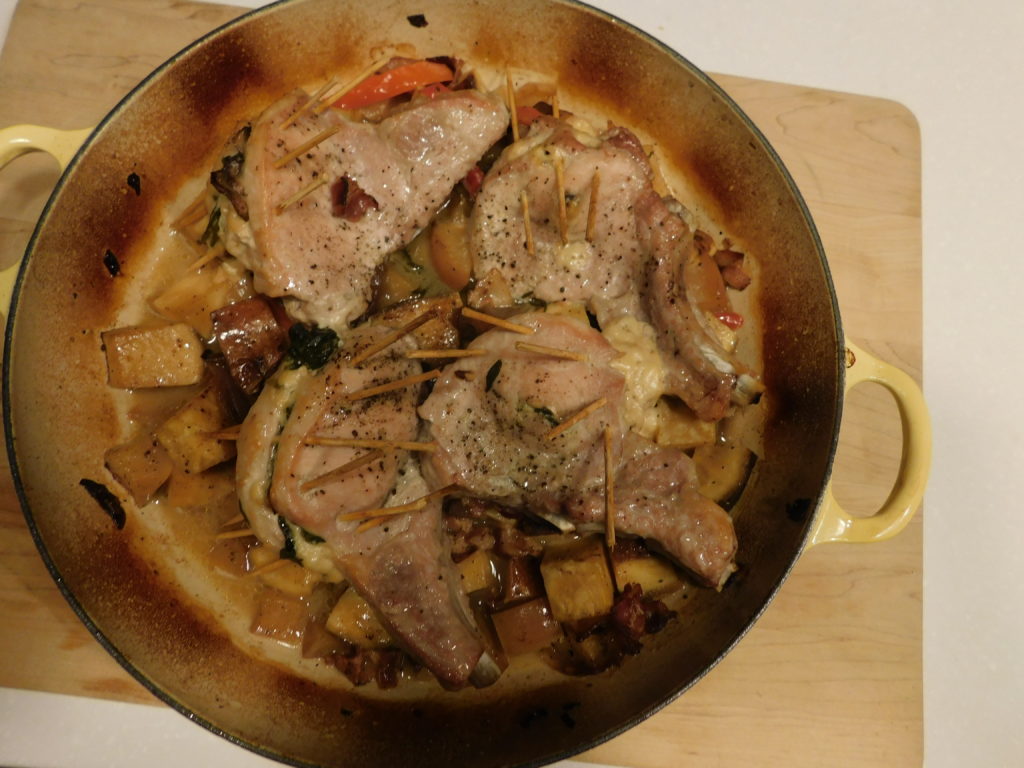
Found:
<box><xmin>0</xmin><ymin>1</ymin><xmax>923</xmax><ymax>765</ymax></box>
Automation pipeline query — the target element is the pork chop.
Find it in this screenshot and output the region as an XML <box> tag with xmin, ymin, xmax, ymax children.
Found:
<box><xmin>567</xmin><ymin>433</ymin><xmax>738</xmax><ymax>589</ymax></box>
<box><xmin>240</xmin><ymin>88</ymin><xmax>508</xmax><ymax>328</ymax></box>
<box><xmin>419</xmin><ymin>311</ymin><xmax>628</xmax><ymax>517</ymax></box>
<box><xmin>237</xmin><ymin>324</ymin><xmax>494</xmax><ymax>688</ymax></box>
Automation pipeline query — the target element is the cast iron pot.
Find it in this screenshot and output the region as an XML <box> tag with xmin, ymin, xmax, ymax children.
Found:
<box><xmin>0</xmin><ymin>0</ymin><xmax>931</xmax><ymax>765</ymax></box>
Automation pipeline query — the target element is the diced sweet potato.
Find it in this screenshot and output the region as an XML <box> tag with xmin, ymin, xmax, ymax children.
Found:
<box><xmin>692</xmin><ymin>411</ymin><xmax>755</xmax><ymax>503</ymax></box>
<box><xmin>653</xmin><ymin>397</ymin><xmax>717</xmax><ymax>450</ymax></box>
<box><xmin>693</xmin><ymin>440</ymin><xmax>753</xmax><ymax>503</ymax></box>
<box><xmin>326</xmin><ymin>588</ymin><xmax>392</xmax><ymax>648</ymax></box>
<box><xmin>429</xmin><ymin>190</ymin><xmax>473</xmax><ymax>290</ymax></box>
<box><xmin>250</xmin><ymin>588</ymin><xmax>307</xmax><ymax>646</ymax></box>
<box><xmin>102</xmin><ymin>323</ymin><xmax>205</xmax><ymax>389</ymax></box>
<box><xmin>150</xmin><ymin>258</ymin><xmax>254</xmax><ymax>338</ymax></box>
<box><xmin>211</xmin><ymin>296</ymin><xmax>289</xmax><ymax>395</ymax></box>
<box><xmin>302</xmin><ymin>619</ymin><xmax>346</xmax><ymax>659</ymax></box>
<box><xmin>207</xmin><ymin>536</ymin><xmax>250</xmax><ymax>578</ymax></box>
<box><xmin>612</xmin><ymin>553</ymin><xmax>684</xmax><ymax>598</ymax></box>
<box><xmin>165</xmin><ymin>464</ymin><xmax>235</xmax><ymax>508</ymax></box>
<box><xmin>491</xmin><ymin>598</ymin><xmax>562</xmax><ymax>656</ymax></box>
<box><xmin>455</xmin><ymin>550</ymin><xmax>499</xmax><ymax>596</ymax></box>
<box><xmin>248</xmin><ymin>544</ymin><xmax>321</xmax><ymax>598</ymax></box>
<box><xmin>103</xmin><ymin>433</ymin><xmax>173</xmax><ymax>504</ymax></box>
<box><xmin>155</xmin><ymin>379</ymin><xmax>236</xmax><ymax>473</ymax></box>
<box><xmin>540</xmin><ymin>537</ymin><xmax>614</xmax><ymax>623</ymax></box>
<box><xmin>377</xmin><ymin>293</ymin><xmax>463</xmax><ymax>350</ymax></box>
<box><xmin>503</xmin><ymin>556</ymin><xmax>545</xmax><ymax>605</ymax></box>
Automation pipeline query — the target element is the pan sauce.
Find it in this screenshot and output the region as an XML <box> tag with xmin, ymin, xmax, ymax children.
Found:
<box><xmin>99</xmin><ymin>54</ymin><xmax>764</xmax><ymax>693</ymax></box>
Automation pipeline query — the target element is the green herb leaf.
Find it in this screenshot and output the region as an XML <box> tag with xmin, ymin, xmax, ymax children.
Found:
<box><xmin>300</xmin><ymin>527</ymin><xmax>326</xmax><ymax>544</ymax></box>
<box><xmin>485</xmin><ymin>359</ymin><xmax>502</xmax><ymax>392</ymax></box>
<box><xmin>200</xmin><ymin>205</ymin><xmax>221</xmax><ymax>246</ymax></box>
<box><xmin>287</xmin><ymin>324</ymin><xmax>339</xmax><ymax>370</ymax></box>
<box><xmin>278</xmin><ymin>516</ymin><xmax>298</xmax><ymax>562</ymax></box>
<box><xmin>533</xmin><ymin>405</ymin><xmax>558</xmax><ymax>425</ymax></box>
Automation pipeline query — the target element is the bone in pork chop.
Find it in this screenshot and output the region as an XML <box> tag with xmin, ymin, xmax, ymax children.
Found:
<box><xmin>241</xmin><ymin>89</ymin><xmax>508</xmax><ymax>328</ymax></box>
<box><xmin>418</xmin><ymin>312</ymin><xmax>627</xmax><ymax>517</ymax></box>
<box><xmin>237</xmin><ymin>325</ymin><xmax>493</xmax><ymax>689</ymax></box>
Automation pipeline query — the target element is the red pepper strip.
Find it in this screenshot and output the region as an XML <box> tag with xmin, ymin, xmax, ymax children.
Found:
<box><xmin>461</xmin><ymin>165</ymin><xmax>484</xmax><ymax>198</ymax></box>
<box><xmin>516</xmin><ymin>105</ymin><xmax>544</xmax><ymax>126</ymax></box>
<box><xmin>716</xmin><ymin>311</ymin><xmax>745</xmax><ymax>330</ymax></box>
<box><xmin>420</xmin><ymin>82</ymin><xmax>450</xmax><ymax>99</ymax></box>
<box><xmin>333</xmin><ymin>61</ymin><xmax>453</xmax><ymax>109</ymax></box>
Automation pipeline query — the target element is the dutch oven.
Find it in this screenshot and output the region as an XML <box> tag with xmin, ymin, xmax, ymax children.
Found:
<box><xmin>0</xmin><ymin>0</ymin><xmax>931</xmax><ymax>765</ymax></box>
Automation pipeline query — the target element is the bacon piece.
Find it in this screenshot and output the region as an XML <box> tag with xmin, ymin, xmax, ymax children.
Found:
<box><xmin>211</xmin><ymin>296</ymin><xmax>290</xmax><ymax>395</ymax></box>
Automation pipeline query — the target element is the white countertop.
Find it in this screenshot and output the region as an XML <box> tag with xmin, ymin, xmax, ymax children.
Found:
<box><xmin>1</xmin><ymin>0</ymin><xmax>1022</xmax><ymax>766</ymax></box>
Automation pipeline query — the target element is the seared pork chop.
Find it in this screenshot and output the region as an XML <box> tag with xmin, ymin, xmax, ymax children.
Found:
<box><xmin>418</xmin><ymin>312</ymin><xmax>628</xmax><ymax>517</ymax></box>
<box><xmin>240</xmin><ymin>89</ymin><xmax>508</xmax><ymax>328</ymax></box>
<box><xmin>236</xmin><ymin>325</ymin><xmax>493</xmax><ymax>688</ymax></box>
<box><xmin>470</xmin><ymin>115</ymin><xmax>754</xmax><ymax>421</ymax></box>
<box><xmin>567</xmin><ymin>433</ymin><xmax>738</xmax><ymax>589</ymax></box>
<box><xmin>471</xmin><ymin>118</ymin><xmax>650</xmax><ymax>315</ymax></box>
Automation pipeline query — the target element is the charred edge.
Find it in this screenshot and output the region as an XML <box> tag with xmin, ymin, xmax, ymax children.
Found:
<box><xmin>103</xmin><ymin>250</ymin><xmax>121</xmax><ymax>277</ymax></box>
<box><xmin>485</xmin><ymin>360</ymin><xmax>502</xmax><ymax>392</ymax></box>
<box><xmin>786</xmin><ymin>497</ymin><xmax>812</xmax><ymax>523</ymax></box>
<box><xmin>79</xmin><ymin>478</ymin><xmax>126</xmax><ymax>529</ymax></box>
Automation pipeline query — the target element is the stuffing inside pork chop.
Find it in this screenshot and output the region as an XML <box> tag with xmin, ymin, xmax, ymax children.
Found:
<box><xmin>236</xmin><ymin>325</ymin><xmax>495</xmax><ymax>689</ymax></box>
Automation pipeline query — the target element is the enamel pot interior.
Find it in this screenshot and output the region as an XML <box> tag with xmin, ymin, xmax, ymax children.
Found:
<box><xmin>3</xmin><ymin>0</ymin><xmax>841</xmax><ymax>765</ymax></box>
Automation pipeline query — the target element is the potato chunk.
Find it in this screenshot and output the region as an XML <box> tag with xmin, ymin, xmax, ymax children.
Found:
<box><xmin>250</xmin><ymin>589</ymin><xmax>307</xmax><ymax>646</ymax></box>
<box><xmin>612</xmin><ymin>553</ymin><xmax>684</xmax><ymax>598</ymax></box>
<box><xmin>248</xmin><ymin>544</ymin><xmax>320</xmax><ymax>598</ymax></box>
<box><xmin>455</xmin><ymin>550</ymin><xmax>499</xmax><ymax>597</ymax></box>
<box><xmin>103</xmin><ymin>433</ymin><xmax>173</xmax><ymax>505</ymax></box>
<box><xmin>326</xmin><ymin>588</ymin><xmax>392</xmax><ymax>648</ymax></box>
<box><xmin>540</xmin><ymin>536</ymin><xmax>614</xmax><ymax>623</ymax></box>
<box><xmin>150</xmin><ymin>258</ymin><xmax>253</xmax><ymax>338</ymax></box>
<box><xmin>155</xmin><ymin>379</ymin><xmax>236</xmax><ymax>473</ymax></box>
<box><xmin>102</xmin><ymin>323</ymin><xmax>204</xmax><ymax>388</ymax></box>
<box><xmin>491</xmin><ymin>598</ymin><xmax>561</xmax><ymax>656</ymax></box>
<box><xmin>165</xmin><ymin>464</ymin><xmax>235</xmax><ymax>508</ymax></box>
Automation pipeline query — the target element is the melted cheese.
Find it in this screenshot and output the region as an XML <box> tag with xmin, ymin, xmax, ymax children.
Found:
<box><xmin>602</xmin><ymin>315</ymin><xmax>665</xmax><ymax>438</ymax></box>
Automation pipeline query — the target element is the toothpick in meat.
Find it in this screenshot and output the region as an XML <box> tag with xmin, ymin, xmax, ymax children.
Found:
<box><xmin>603</xmin><ymin>426</ymin><xmax>616</xmax><ymax>549</ymax></box>
<box><xmin>348</xmin><ymin>309</ymin><xmax>438</xmax><ymax>367</ymax></box>
<box><xmin>544</xmin><ymin>397</ymin><xmax>609</xmax><ymax>441</ymax></box>
<box><xmin>277</xmin><ymin>177</ymin><xmax>327</xmax><ymax>213</ymax></box>
<box><xmin>303</xmin><ymin>437</ymin><xmax>437</xmax><ymax>452</ymax></box>
<box><xmin>340</xmin><ymin>370</ymin><xmax>441</xmax><ymax>404</ymax></box>
<box><xmin>272</xmin><ymin>124</ymin><xmax>341</xmax><ymax>169</ymax></box>
<box><xmin>461</xmin><ymin>307</ymin><xmax>535</xmax><ymax>335</ymax></box>
<box><xmin>514</xmin><ymin>340</ymin><xmax>586</xmax><ymax>362</ymax></box>
<box><xmin>520</xmin><ymin>190</ymin><xmax>536</xmax><ymax>255</ymax></box>
<box><xmin>586</xmin><ymin>170</ymin><xmax>601</xmax><ymax>242</ymax></box>
<box><xmin>506</xmin><ymin>69</ymin><xmax>520</xmax><ymax>142</ymax></box>
<box><xmin>300</xmin><ymin>449</ymin><xmax>386</xmax><ymax>493</ymax></box>
<box><xmin>407</xmin><ymin>348</ymin><xmax>488</xmax><ymax>360</ymax></box>
<box><xmin>281</xmin><ymin>78</ymin><xmax>338</xmax><ymax>129</ymax></box>
<box><xmin>554</xmin><ymin>154</ymin><xmax>568</xmax><ymax>244</ymax></box>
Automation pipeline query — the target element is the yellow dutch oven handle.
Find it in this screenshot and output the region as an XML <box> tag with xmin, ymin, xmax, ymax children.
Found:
<box><xmin>808</xmin><ymin>338</ymin><xmax>932</xmax><ymax>547</ymax></box>
<box><xmin>0</xmin><ymin>124</ymin><xmax>93</xmax><ymax>314</ymax></box>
